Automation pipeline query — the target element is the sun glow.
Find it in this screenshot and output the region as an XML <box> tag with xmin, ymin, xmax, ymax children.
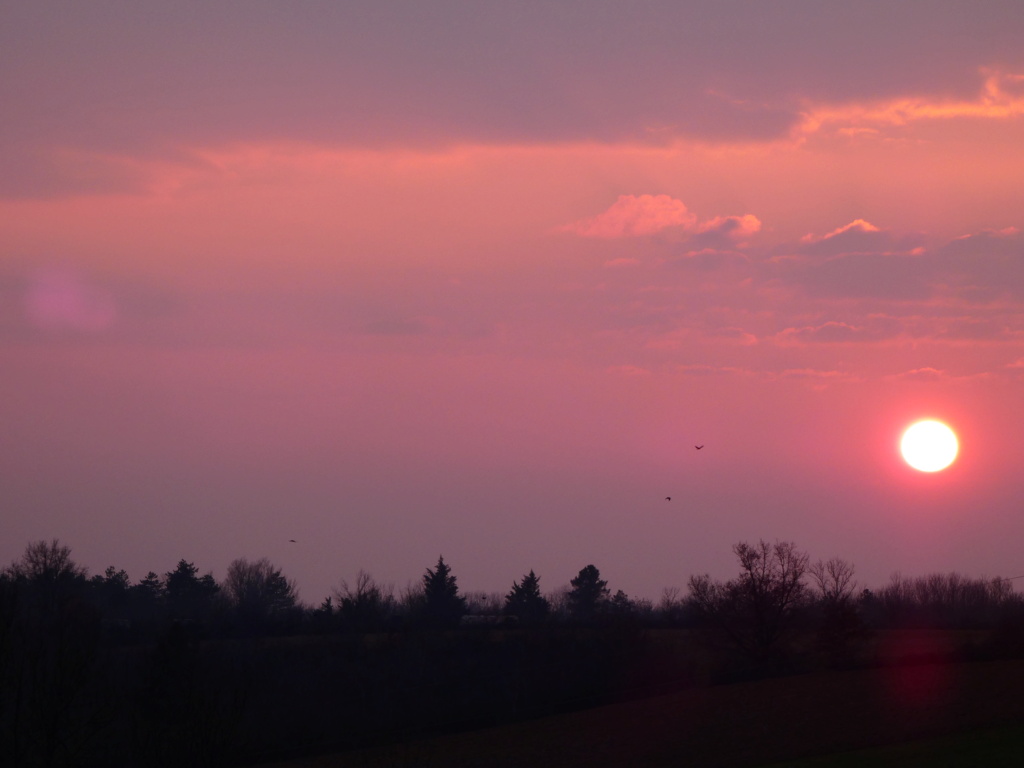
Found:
<box><xmin>900</xmin><ymin>420</ymin><xmax>959</xmax><ymax>473</ymax></box>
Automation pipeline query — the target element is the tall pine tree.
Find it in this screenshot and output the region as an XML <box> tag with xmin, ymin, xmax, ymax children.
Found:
<box><xmin>422</xmin><ymin>556</ymin><xmax>467</xmax><ymax>628</ymax></box>
<box><xmin>504</xmin><ymin>570</ymin><xmax>550</xmax><ymax>625</ymax></box>
<box><xmin>568</xmin><ymin>564</ymin><xmax>609</xmax><ymax>622</ymax></box>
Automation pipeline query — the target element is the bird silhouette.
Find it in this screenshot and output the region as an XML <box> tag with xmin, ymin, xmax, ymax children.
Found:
<box><xmin>665</xmin><ymin>496</ymin><xmax>672</xmax><ymax>501</ymax></box>
<box><xmin>695</xmin><ymin>445</ymin><xmax>704</xmax><ymax>450</ymax></box>
<box><xmin>289</xmin><ymin>539</ymin><xmax>296</xmax><ymax>543</ymax></box>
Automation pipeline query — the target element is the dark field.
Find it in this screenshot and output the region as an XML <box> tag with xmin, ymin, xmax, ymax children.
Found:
<box><xmin>259</xmin><ymin>632</ymin><xmax>1024</xmax><ymax>768</ymax></box>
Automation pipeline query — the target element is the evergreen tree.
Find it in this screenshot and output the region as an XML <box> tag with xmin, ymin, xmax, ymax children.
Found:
<box><xmin>164</xmin><ymin>559</ymin><xmax>219</xmax><ymax>622</ymax></box>
<box><xmin>568</xmin><ymin>564</ymin><xmax>609</xmax><ymax>622</ymax></box>
<box><xmin>422</xmin><ymin>556</ymin><xmax>466</xmax><ymax>627</ymax></box>
<box><xmin>504</xmin><ymin>570</ymin><xmax>550</xmax><ymax>625</ymax></box>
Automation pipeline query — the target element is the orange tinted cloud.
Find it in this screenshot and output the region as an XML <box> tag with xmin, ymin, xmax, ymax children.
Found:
<box><xmin>697</xmin><ymin>214</ymin><xmax>762</xmax><ymax>240</ymax></box>
<box><xmin>796</xmin><ymin>69</ymin><xmax>1024</xmax><ymax>139</ymax></box>
<box><xmin>563</xmin><ymin>194</ymin><xmax>697</xmax><ymax>238</ymax></box>
<box><xmin>801</xmin><ymin>219</ymin><xmax>880</xmax><ymax>244</ymax></box>
<box><xmin>563</xmin><ymin>194</ymin><xmax>761</xmax><ymax>243</ymax></box>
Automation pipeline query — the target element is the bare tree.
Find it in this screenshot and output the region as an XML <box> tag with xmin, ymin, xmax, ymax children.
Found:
<box><xmin>809</xmin><ymin>558</ymin><xmax>864</xmax><ymax>665</ymax></box>
<box><xmin>9</xmin><ymin>539</ymin><xmax>86</xmax><ymax>585</ymax></box>
<box><xmin>809</xmin><ymin>558</ymin><xmax>857</xmax><ymax>606</ymax></box>
<box><xmin>658</xmin><ymin>586</ymin><xmax>686</xmax><ymax>625</ymax></box>
<box><xmin>223</xmin><ymin>557</ymin><xmax>297</xmax><ymax>625</ymax></box>
<box><xmin>334</xmin><ymin>571</ymin><xmax>394</xmax><ymax>631</ymax></box>
<box><xmin>688</xmin><ymin>540</ymin><xmax>809</xmax><ymax>665</ymax></box>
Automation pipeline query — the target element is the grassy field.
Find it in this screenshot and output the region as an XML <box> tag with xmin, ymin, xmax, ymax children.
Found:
<box><xmin>257</xmin><ymin>648</ymin><xmax>1024</xmax><ymax>768</ymax></box>
<box><xmin>760</xmin><ymin>723</ymin><xmax>1024</xmax><ymax>767</ymax></box>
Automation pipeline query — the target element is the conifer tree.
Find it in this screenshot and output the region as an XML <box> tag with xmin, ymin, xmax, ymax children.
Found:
<box><xmin>422</xmin><ymin>556</ymin><xmax>466</xmax><ymax>627</ymax></box>
<box><xmin>568</xmin><ymin>564</ymin><xmax>609</xmax><ymax>622</ymax></box>
<box><xmin>504</xmin><ymin>570</ymin><xmax>550</xmax><ymax>625</ymax></box>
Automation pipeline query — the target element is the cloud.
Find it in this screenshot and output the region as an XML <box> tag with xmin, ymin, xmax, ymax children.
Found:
<box><xmin>801</xmin><ymin>219</ymin><xmax>880</xmax><ymax>244</ymax></box>
<box><xmin>775</xmin><ymin>319</ymin><xmax>901</xmax><ymax>345</ymax></box>
<box><xmin>772</xmin><ymin>225</ymin><xmax>1024</xmax><ymax>304</ymax></box>
<box><xmin>563</xmin><ymin>196</ymin><xmax>762</xmax><ymax>250</ymax></box>
<box><xmin>933</xmin><ymin>228</ymin><xmax>1024</xmax><ymax>300</ymax></box>
<box><xmin>697</xmin><ymin>214</ymin><xmax>763</xmax><ymax>240</ymax></box>
<box><xmin>796</xmin><ymin>219</ymin><xmax>915</xmax><ymax>259</ymax></box>
<box><xmin>796</xmin><ymin>68</ymin><xmax>1024</xmax><ymax>139</ymax></box>
<box><xmin>563</xmin><ymin>195</ymin><xmax>698</xmax><ymax>238</ymax></box>
<box><xmin>893</xmin><ymin>367</ymin><xmax>947</xmax><ymax>382</ymax></box>
<box><xmin>933</xmin><ymin>317</ymin><xmax>1021</xmax><ymax>341</ymax></box>
<box><xmin>786</xmin><ymin>251</ymin><xmax>933</xmax><ymax>300</ymax></box>
<box><xmin>771</xmin><ymin>222</ymin><xmax>932</xmax><ymax>299</ymax></box>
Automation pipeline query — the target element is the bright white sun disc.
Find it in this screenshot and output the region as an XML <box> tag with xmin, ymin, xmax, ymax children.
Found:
<box><xmin>900</xmin><ymin>420</ymin><xmax>958</xmax><ymax>472</ymax></box>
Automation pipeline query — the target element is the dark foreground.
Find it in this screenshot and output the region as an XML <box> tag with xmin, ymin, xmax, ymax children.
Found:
<box><xmin>261</xmin><ymin>658</ymin><xmax>1024</xmax><ymax>768</ymax></box>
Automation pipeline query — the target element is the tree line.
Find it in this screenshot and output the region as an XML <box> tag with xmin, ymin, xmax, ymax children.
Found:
<box><xmin>3</xmin><ymin>537</ymin><xmax>1024</xmax><ymax>766</ymax></box>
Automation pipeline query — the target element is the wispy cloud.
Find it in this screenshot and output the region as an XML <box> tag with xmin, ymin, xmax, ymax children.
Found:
<box><xmin>796</xmin><ymin>69</ymin><xmax>1024</xmax><ymax>139</ymax></box>
<box><xmin>775</xmin><ymin>319</ymin><xmax>902</xmax><ymax>345</ymax></box>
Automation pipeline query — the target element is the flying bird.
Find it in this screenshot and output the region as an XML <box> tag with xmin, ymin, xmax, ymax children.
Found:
<box><xmin>695</xmin><ymin>445</ymin><xmax>704</xmax><ymax>450</ymax></box>
<box><xmin>665</xmin><ymin>496</ymin><xmax>671</xmax><ymax>501</ymax></box>
<box><xmin>289</xmin><ymin>539</ymin><xmax>296</xmax><ymax>543</ymax></box>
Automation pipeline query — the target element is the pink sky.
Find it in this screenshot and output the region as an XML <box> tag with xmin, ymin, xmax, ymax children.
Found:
<box><xmin>3</xmin><ymin>2</ymin><xmax>1024</xmax><ymax>603</ymax></box>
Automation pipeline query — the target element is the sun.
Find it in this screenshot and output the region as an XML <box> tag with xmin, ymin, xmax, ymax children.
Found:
<box><xmin>900</xmin><ymin>420</ymin><xmax>959</xmax><ymax>472</ymax></box>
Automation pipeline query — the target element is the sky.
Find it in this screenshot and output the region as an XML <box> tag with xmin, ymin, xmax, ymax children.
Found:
<box><xmin>3</xmin><ymin>1</ymin><xmax>1024</xmax><ymax>605</ymax></box>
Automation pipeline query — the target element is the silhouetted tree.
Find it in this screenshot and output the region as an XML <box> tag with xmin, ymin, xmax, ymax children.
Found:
<box><xmin>8</xmin><ymin>538</ymin><xmax>88</xmax><ymax>615</ymax></box>
<box><xmin>135</xmin><ymin>571</ymin><xmax>163</xmax><ymax>601</ymax></box>
<box><xmin>658</xmin><ymin>586</ymin><xmax>689</xmax><ymax>626</ymax></box>
<box><xmin>164</xmin><ymin>560</ymin><xmax>218</xmax><ymax>623</ymax></box>
<box><xmin>504</xmin><ymin>570</ymin><xmax>550</xmax><ymax>625</ymax></box>
<box><xmin>223</xmin><ymin>557</ymin><xmax>298</xmax><ymax>628</ymax></box>
<box><xmin>809</xmin><ymin>558</ymin><xmax>864</xmax><ymax>666</ymax></box>
<box><xmin>876</xmin><ymin>571</ymin><xmax>1018</xmax><ymax>629</ymax></box>
<box><xmin>688</xmin><ymin>540</ymin><xmax>809</xmax><ymax>668</ymax></box>
<box><xmin>2</xmin><ymin>541</ymin><xmax>102</xmax><ymax>765</ymax></box>
<box><xmin>335</xmin><ymin>571</ymin><xmax>395</xmax><ymax>632</ymax></box>
<box><xmin>568</xmin><ymin>565</ymin><xmax>609</xmax><ymax>622</ymax></box>
<box><xmin>608</xmin><ymin>590</ymin><xmax>632</xmax><ymax>616</ymax></box>
<box><xmin>9</xmin><ymin>539</ymin><xmax>86</xmax><ymax>584</ymax></box>
<box><xmin>421</xmin><ymin>556</ymin><xmax>466</xmax><ymax>628</ymax></box>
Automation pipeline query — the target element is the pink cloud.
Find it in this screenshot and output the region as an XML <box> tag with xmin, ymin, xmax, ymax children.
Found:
<box><xmin>775</xmin><ymin>320</ymin><xmax>899</xmax><ymax>345</ymax></box>
<box><xmin>893</xmin><ymin>367</ymin><xmax>947</xmax><ymax>382</ymax></box>
<box><xmin>563</xmin><ymin>196</ymin><xmax>762</xmax><ymax>249</ymax></box>
<box><xmin>801</xmin><ymin>219</ymin><xmax>880</xmax><ymax>244</ymax></box>
<box><xmin>563</xmin><ymin>194</ymin><xmax>697</xmax><ymax>238</ymax></box>
<box><xmin>697</xmin><ymin>214</ymin><xmax>762</xmax><ymax>239</ymax></box>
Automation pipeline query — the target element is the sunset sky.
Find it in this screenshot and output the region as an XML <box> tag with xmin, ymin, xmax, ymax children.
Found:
<box><xmin>4</xmin><ymin>1</ymin><xmax>1024</xmax><ymax>604</ymax></box>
